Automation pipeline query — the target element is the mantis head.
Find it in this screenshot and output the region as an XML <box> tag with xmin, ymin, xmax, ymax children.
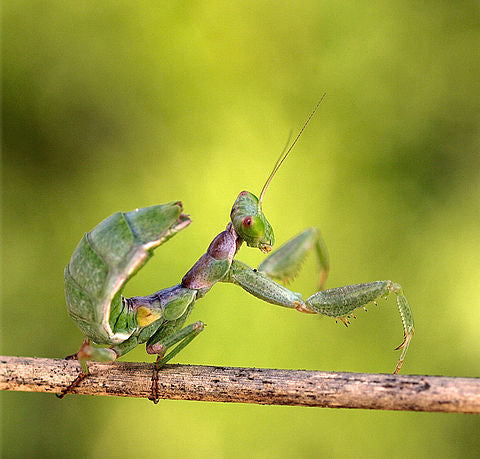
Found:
<box><xmin>230</xmin><ymin>190</ymin><xmax>275</xmax><ymax>253</ymax></box>
<box><xmin>230</xmin><ymin>96</ymin><xmax>325</xmax><ymax>254</ymax></box>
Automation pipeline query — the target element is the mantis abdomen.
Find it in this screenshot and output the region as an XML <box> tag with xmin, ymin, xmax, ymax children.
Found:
<box><xmin>64</xmin><ymin>203</ymin><xmax>191</xmax><ymax>344</ymax></box>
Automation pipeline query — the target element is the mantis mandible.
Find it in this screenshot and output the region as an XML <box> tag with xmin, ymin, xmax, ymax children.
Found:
<box><xmin>59</xmin><ymin>98</ymin><xmax>414</xmax><ymax>402</ymax></box>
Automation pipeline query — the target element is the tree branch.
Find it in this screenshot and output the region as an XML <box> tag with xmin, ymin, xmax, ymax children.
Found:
<box><xmin>1</xmin><ymin>356</ymin><xmax>478</xmax><ymax>413</ymax></box>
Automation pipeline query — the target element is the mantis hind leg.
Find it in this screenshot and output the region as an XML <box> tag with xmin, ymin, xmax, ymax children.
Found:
<box><xmin>56</xmin><ymin>339</ymin><xmax>117</xmax><ymax>399</ymax></box>
<box><xmin>306</xmin><ymin>281</ymin><xmax>415</xmax><ymax>374</ymax></box>
<box><xmin>258</xmin><ymin>228</ymin><xmax>329</xmax><ymax>289</ymax></box>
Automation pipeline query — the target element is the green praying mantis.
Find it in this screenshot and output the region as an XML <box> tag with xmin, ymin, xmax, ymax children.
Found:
<box><xmin>58</xmin><ymin>98</ymin><xmax>414</xmax><ymax>402</ymax></box>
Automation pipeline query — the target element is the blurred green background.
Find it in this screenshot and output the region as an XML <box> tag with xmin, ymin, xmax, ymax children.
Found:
<box><xmin>2</xmin><ymin>1</ymin><xmax>480</xmax><ymax>457</ymax></box>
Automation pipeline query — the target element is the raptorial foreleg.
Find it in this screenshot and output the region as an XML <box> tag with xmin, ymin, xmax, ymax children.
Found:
<box><xmin>223</xmin><ymin>260</ymin><xmax>308</xmax><ymax>312</ymax></box>
<box><xmin>224</xmin><ymin>261</ymin><xmax>414</xmax><ymax>373</ymax></box>
<box><xmin>306</xmin><ymin>281</ymin><xmax>414</xmax><ymax>374</ymax></box>
<box><xmin>258</xmin><ymin>228</ymin><xmax>329</xmax><ymax>288</ymax></box>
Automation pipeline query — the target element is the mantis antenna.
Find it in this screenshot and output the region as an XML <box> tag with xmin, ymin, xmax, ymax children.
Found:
<box><xmin>257</xmin><ymin>93</ymin><xmax>326</xmax><ymax>212</ymax></box>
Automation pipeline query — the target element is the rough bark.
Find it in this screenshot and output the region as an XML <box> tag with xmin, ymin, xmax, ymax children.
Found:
<box><xmin>1</xmin><ymin>356</ymin><xmax>479</xmax><ymax>413</ymax></box>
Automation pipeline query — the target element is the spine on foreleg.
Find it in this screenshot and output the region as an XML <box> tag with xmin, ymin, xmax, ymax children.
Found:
<box><xmin>306</xmin><ymin>281</ymin><xmax>388</xmax><ymax>317</ymax></box>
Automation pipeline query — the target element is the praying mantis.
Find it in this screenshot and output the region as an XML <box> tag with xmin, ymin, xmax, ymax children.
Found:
<box><xmin>58</xmin><ymin>98</ymin><xmax>414</xmax><ymax>402</ymax></box>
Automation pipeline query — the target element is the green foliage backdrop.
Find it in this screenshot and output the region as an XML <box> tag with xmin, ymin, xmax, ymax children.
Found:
<box><xmin>2</xmin><ymin>1</ymin><xmax>479</xmax><ymax>457</ymax></box>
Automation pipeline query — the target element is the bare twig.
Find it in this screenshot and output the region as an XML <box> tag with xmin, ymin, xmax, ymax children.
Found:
<box><xmin>1</xmin><ymin>356</ymin><xmax>478</xmax><ymax>413</ymax></box>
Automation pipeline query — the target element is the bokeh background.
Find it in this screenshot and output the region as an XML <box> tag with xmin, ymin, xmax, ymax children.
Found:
<box><xmin>2</xmin><ymin>1</ymin><xmax>480</xmax><ymax>457</ymax></box>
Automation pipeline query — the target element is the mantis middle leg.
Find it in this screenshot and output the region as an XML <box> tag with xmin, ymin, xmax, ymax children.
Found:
<box><xmin>143</xmin><ymin>302</ymin><xmax>205</xmax><ymax>403</ymax></box>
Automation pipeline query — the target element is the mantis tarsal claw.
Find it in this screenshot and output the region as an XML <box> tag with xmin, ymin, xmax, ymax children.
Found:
<box><xmin>60</xmin><ymin>98</ymin><xmax>415</xmax><ymax>402</ymax></box>
<box><xmin>146</xmin><ymin>321</ymin><xmax>205</xmax><ymax>404</ymax></box>
<box><xmin>56</xmin><ymin>340</ymin><xmax>116</xmax><ymax>398</ymax></box>
<box><xmin>56</xmin><ymin>371</ymin><xmax>89</xmax><ymax>399</ymax></box>
<box><xmin>149</xmin><ymin>358</ymin><xmax>161</xmax><ymax>404</ymax></box>
<box><xmin>56</xmin><ymin>340</ymin><xmax>90</xmax><ymax>398</ymax></box>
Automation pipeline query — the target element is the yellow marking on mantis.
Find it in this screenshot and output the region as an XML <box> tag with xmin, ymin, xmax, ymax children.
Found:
<box><xmin>137</xmin><ymin>307</ymin><xmax>162</xmax><ymax>327</ymax></box>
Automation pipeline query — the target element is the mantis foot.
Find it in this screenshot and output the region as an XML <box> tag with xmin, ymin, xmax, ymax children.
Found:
<box><xmin>56</xmin><ymin>370</ymin><xmax>89</xmax><ymax>399</ymax></box>
<box><xmin>57</xmin><ymin>340</ymin><xmax>116</xmax><ymax>399</ymax></box>
<box><xmin>57</xmin><ymin>347</ymin><xmax>89</xmax><ymax>399</ymax></box>
<box><xmin>148</xmin><ymin>358</ymin><xmax>161</xmax><ymax>404</ymax></box>
<box><xmin>145</xmin><ymin>321</ymin><xmax>205</xmax><ymax>404</ymax></box>
<box><xmin>57</xmin><ymin>351</ymin><xmax>89</xmax><ymax>399</ymax></box>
